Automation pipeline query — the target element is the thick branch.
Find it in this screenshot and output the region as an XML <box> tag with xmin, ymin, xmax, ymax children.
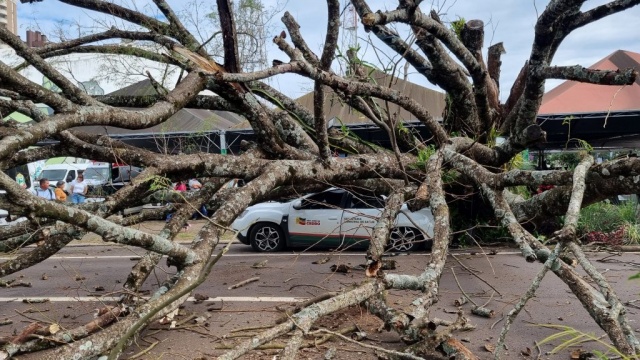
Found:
<box><xmin>542</xmin><ymin>65</ymin><xmax>637</xmax><ymax>85</ymax></box>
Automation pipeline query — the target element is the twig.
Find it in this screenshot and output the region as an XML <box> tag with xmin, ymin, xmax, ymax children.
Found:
<box><xmin>287</xmin><ymin>284</ymin><xmax>330</xmax><ymax>292</ymax></box>
<box><xmin>451</xmin><ymin>254</ymin><xmax>502</xmax><ymax>296</ymax></box>
<box><xmin>127</xmin><ymin>340</ymin><xmax>159</xmax><ymax>359</ymax></box>
<box><xmin>174</xmin><ymin>314</ymin><xmax>197</xmax><ymax>327</ymax></box>
<box><xmin>310</xmin><ymin>324</ymin><xmax>357</xmax><ymax>346</ymax></box>
<box><xmin>480</xmin><ymin>291</ymin><xmax>495</xmax><ymax>308</ymax></box>
<box><xmin>23</xmin><ymin>308</ymin><xmax>50</xmax><ymax>314</ymax></box>
<box><xmin>490</xmin><ymin>314</ymin><xmax>504</xmax><ymax>329</ymax></box>
<box><xmin>451</xmin><ymin>267</ymin><xmax>478</xmax><ymax>307</ymax></box>
<box><xmin>309</xmin><ymin>328</ymin><xmax>424</xmax><ymax>360</ymax></box>
<box><xmin>467</xmin><ymin>233</ymin><xmax>496</xmax><ymax>275</ymax></box>
<box><xmin>228</xmin><ymin>277</ymin><xmax>259</xmax><ymax>290</ymax></box>
<box><xmin>14</xmin><ymin>309</ymin><xmax>52</xmax><ymax>324</ymax></box>
<box><xmin>230</xmin><ymin>324</ymin><xmax>273</xmax><ymax>333</ymax></box>
<box><xmin>534</xmin><ymin>340</ymin><xmax>542</xmax><ymax>360</ymax></box>
<box><xmin>0</xmin><ymin>279</ymin><xmax>32</xmax><ymax>288</ymax></box>
<box><xmin>494</xmin><ymin>241</ymin><xmax>562</xmax><ymax>360</ymax></box>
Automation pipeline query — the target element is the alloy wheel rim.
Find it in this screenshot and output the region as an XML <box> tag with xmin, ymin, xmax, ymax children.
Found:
<box><xmin>255</xmin><ymin>226</ymin><xmax>280</xmax><ymax>251</ymax></box>
<box><xmin>390</xmin><ymin>227</ymin><xmax>416</xmax><ymax>251</ymax></box>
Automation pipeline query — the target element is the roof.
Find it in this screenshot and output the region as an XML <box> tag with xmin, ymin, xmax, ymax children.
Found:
<box><xmin>72</xmin><ymin>79</ymin><xmax>246</xmax><ymax>135</ymax></box>
<box><xmin>296</xmin><ymin>71</ymin><xmax>446</xmax><ymax>124</ymax></box>
<box><xmin>539</xmin><ymin>50</ymin><xmax>640</xmax><ymax>115</ymax></box>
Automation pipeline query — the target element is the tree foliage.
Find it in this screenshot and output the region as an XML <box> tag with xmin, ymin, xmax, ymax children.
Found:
<box><xmin>1</xmin><ymin>0</ymin><xmax>640</xmax><ymax>358</ymax></box>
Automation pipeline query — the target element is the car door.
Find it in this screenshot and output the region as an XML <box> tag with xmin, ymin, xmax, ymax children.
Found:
<box><xmin>288</xmin><ymin>189</ymin><xmax>346</xmax><ymax>249</ymax></box>
<box><xmin>340</xmin><ymin>191</ymin><xmax>385</xmax><ymax>249</ymax></box>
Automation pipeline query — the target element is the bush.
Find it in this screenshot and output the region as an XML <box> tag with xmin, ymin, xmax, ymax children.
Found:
<box><xmin>578</xmin><ymin>199</ymin><xmax>640</xmax><ymax>245</ymax></box>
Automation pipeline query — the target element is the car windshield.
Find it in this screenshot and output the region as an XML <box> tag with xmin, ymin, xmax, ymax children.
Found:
<box><xmin>83</xmin><ymin>168</ymin><xmax>110</xmax><ymax>181</ymax></box>
<box><xmin>39</xmin><ymin>169</ymin><xmax>67</xmax><ymax>181</ymax></box>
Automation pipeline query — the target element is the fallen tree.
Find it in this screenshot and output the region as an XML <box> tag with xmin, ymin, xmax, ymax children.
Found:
<box><xmin>0</xmin><ymin>0</ymin><xmax>639</xmax><ymax>358</ymax></box>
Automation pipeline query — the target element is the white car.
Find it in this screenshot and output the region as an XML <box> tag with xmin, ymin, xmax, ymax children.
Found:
<box><xmin>232</xmin><ymin>188</ymin><xmax>434</xmax><ymax>252</ymax></box>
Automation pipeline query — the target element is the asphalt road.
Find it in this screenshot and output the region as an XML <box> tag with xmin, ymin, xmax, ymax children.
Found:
<box><xmin>1</xmin><ymin>244</ymin><xmax>639</xmax><ymax>359</ymax></box>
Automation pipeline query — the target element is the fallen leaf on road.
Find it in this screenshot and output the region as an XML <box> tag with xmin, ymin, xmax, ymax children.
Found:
<box><xmin>193</xmin><ymin>293</ymin><xmax>209</xmax><ymax>303</ymax></box>
<box><xmin>570</xmin><ymin>349</ymin><xmax>584</xmax><ymax>359</ymax></box>
<box><xmin>521</xmin><ymin>347</ymin><xmax>531</xmax><ymax>356</ymax></box>
<box><xmin>330</xmin><ymin>264</ymin><xmax>351</xmax><ymax>273</ymax></box>
<box><xmin>312</xmin><ymin>257</ymin><xmax>330</xmax><ymax>264</ymax></box>
<box><xmin>484</xmin><ymin>344</ymin><xmax>495</xmax><ymax>353</ymax></box>
<box><xmin>251</xmin><ymin>260</ymin><xmax>268</xmax><ymax>269</ymax></box>
<box><xmin>48</xmin><ymin>324</ymin><xmax>60</xmax><ymax>334</ymax></box>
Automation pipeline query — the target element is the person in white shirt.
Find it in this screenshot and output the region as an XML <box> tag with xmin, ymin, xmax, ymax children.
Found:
<box><xmin>69</xmin><ymin>174</ymin><xmax>88</xmax><ymax>204</ymax></box>
<box><xmin>187</xmin><ymin>178</ymin><xmax>208</xmax><ymax>219</ymax></box>
<box><xmin>188</xmin><ymin>178</ymin><xmax>202</xmax><ymax>190</ymax></box>
<box><xmin>34</xmin><ymin>178</ymin><xmax>55</xmax><ymax>200</ymax></box>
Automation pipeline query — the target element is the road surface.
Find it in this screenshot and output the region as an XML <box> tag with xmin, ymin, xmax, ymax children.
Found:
<box><xmin>1</xmin><ymin>244</ymin><xmax>639</xmax><ymax>359</ymax></box>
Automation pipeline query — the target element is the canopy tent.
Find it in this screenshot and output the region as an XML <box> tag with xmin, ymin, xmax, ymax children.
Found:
<box><xmin>69</xmin><ymin>72</ymin><xmax>447</xmax><ymax>154</ymax></box>
<box><xmin>68</xmin><ymin>80</ymin><xmax>247</xmax><ymax>154</ymax></box>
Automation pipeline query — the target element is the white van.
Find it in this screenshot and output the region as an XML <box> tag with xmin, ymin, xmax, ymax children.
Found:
<box><xmin>84</xmin><ymin>162</ymin><xmax>142</xmax><ymax>195</ymax></box>
<box><xmin>36</xmin><ymin>163</ymin><xmax>90</xmax><ymax>192</ymax></box>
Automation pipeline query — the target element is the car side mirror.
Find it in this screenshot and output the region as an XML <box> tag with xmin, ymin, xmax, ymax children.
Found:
<box><xmin>292</xmin><ymin>199</ymin><xmax>302</xmax><ymax>210</ymax></box>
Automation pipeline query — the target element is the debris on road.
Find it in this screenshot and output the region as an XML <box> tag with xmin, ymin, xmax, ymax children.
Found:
<box><xmin>251</xmin><ymin>260</ymin><xmax>268</xmax><ymax>269</ymax></box>
<box><xmin>312</xmin><ymin>257</ymin><xmax>330</xmax><ymax>265</ymax></box>
<box><xmin>330</xmin><ymin>264</ymin><xmax>351</xmax><ymax>273</ymax></box>
<box><xmin>228</xmin><ymin>276</ymin><xmax>259</xmax><ymax>289</ymax></box>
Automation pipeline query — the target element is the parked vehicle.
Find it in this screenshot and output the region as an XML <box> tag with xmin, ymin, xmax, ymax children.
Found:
<box><xmin>232</xmin><ymin>188</ymin><xmax>434</xmax><ymax>252</ymax></box>
<box><xmin>84</xmin><ymin>162</ymin><xmax>142</xmax><ymax>195</ymax></box>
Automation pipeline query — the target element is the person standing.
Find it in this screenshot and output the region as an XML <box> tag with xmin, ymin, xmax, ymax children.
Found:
<box><xmin>174</xmin><ymin>180</ymin><xmax>187</xmax><ymax>192</ymax></box>
<box><xmin>34</xmin><ymin>178</ymin><xmax>54</xmax><ymax>200</ymax></box>
<box><xmin>69</xmin><ymin>174</ymin><xmax>87</xmax><ymax>204</ymax></box>
<box><xmin>187</xmin><ymin>178</ymin><xmax>208</xmax><ymax>219</ymax></box>
<box><xmin>54</xmin><ymin>181</ymin><xmax>67</xmax><ymax>201</ymax></box>
<box><xmin>188</xmin><ymin>178</ymin><xmax>202</xmax><ymax>190</ymax></box>
<box><xmin>15</xmin><ymin>173</ymin><xmax>27</xmax><ymax>189</ymax></box>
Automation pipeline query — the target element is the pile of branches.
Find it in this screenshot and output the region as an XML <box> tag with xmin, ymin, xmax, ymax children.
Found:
<box><xmin>0</xmin><ymin>0</ymin><xmax>639</xmax><ymax>358</ymax></box>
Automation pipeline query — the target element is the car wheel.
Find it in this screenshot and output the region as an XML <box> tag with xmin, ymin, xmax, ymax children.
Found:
<box><xmin>389</xmin><ymin>227</ymin><xmax>422</xmax><ymax>252</ymax></box>
<box><xmin>250</xmin><ymin>223</ymin><xmax>285</xmax><ymax>252</ymax></box>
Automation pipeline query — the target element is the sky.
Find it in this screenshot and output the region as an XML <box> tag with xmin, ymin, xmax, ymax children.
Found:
<box><xmin>14</xmin><ymin>0</ymin><xmax>640</xmax><ymax>101</ymax></box>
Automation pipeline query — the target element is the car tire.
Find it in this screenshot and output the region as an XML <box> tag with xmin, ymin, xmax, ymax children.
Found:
<box><xmin>250</xmin><ymin>222</ymin><xmax>286</xmax><ymax>252</ymax></box>
<box><xmin>389</xmin><ymin>227</ymin><xmax>423</xmax><ymax>252</ymax></box>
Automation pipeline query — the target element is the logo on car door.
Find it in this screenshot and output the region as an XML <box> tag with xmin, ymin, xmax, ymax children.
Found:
<box><xmin>295</xmin><ymin>217</ymin><xmax>320</xmax><ymax>226</ymax></box>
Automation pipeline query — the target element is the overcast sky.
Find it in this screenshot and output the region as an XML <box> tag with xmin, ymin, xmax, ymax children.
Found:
<box><xmin>16</xmin><ymin>0</ymin><xmax>640</xmax><ymax>100</ymax></box>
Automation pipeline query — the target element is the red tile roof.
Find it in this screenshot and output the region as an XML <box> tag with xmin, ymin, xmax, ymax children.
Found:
<box><xmin>539</xmin><ymin>50</ymin><xmax>640</xmax><ymax>115</ymax></box>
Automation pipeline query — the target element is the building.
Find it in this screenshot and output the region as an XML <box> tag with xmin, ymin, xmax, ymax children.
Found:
<box><xmin>0</xmin><ymin>0</ymin><xmax>17</xmax><ymax>35</ymax></box>
<box><xmin>25</xmin><ymin>30</ymin><xmax>47</xmax><ymax>47</ymax></box>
